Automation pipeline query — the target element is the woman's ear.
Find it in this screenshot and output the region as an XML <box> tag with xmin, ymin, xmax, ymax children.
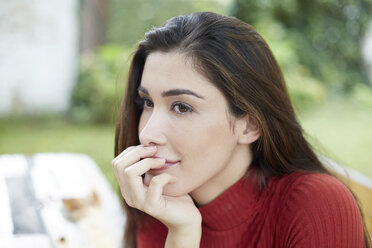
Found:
<box><xmin>236</xmin><ymin>116</ymin><xmax>261</xmax><ymax>145</ymax></box>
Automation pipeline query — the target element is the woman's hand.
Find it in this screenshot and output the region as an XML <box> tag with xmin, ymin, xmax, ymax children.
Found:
<box><xmin>112</xmin><ymin>145</ymin><xmax>202</xmax><ymax>247</ymax></box>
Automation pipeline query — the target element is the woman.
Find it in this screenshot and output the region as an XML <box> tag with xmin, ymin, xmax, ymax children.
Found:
<box><xmin>112</xmin><ymin>12</ymin><xmax>370</xmax><ymax>247</ymax></box>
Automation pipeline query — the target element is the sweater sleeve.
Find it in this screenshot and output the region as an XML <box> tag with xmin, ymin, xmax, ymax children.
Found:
<box><xmin>275</xmin><ymin>173</ymin><xmax>366</xmax><ymax>248</ymax></box>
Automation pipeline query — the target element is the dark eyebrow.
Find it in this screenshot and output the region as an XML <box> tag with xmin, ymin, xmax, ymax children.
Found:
<box><xmin>137</xmin><ymin>86</ymin><xmax>149</xmax><ymax>95</ymax></box>
<box><xmin>162</xmin><ymin>89</ymin><xmax>205</xmax><ymax>99</ymax></box>
<box><xmin>137</xmin><ymin>86</ymin><xmax>205</xmax><ymax>100</ymax></box>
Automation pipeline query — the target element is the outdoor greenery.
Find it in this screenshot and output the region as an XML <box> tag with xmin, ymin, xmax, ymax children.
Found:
<box><xmin>298</xmin><ymin>96</ymin><xmax>372</xmax><ymax>177</ymax></box>
<box><xmin>233</xmin><ymin>0</ymin><xmax>372</xmax><ymax>93</ymax></box>
<box><xmin>70</xmin><ymin>45</ymin><xmax>130</xmax><ymax>124</ymax></box>
<box><xmin>106</xmin><ymin>0</ymin><xmax>230</xmax><ymax>46</ymax></box>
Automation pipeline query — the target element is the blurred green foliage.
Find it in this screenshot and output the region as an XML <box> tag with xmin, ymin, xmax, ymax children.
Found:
<box><xmin>106</xmin><ymin>0</ymin><xmax>228</xmax><ymax>46</ymax></box>
<box><xmin>232</xmin><ymin>0</ymin><xmax>372</xmax><ymax>95</ymax></box>
<box><xmin>70</xmin><ymin>44</ymin><xmax>131</xmax><ymax>123</ymax></box>
<box><xmin>352</xmin><ymin>83</ymin><xmax>372</xmax><ymax>108</ymax></box>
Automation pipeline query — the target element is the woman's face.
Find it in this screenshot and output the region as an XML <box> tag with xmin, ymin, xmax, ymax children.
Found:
<box><xmin>138</xmin><ymin>51</ymin><xmax>253</xmax><ymax>205</ymax></box>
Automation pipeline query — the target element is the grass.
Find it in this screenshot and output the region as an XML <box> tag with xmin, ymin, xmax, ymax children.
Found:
<box><xmin>298</xmin><ymin>96</ymin><xmax>372</xmax><ymax>178</ymax></box>
<box><xmin>0</xmin><ymin>116</ymin><xmax>118</xmax><ymax>188</ymax></box>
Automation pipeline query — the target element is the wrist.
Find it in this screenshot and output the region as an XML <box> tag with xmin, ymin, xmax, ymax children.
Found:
<box><xmin>165</xmin><ymin>224</ymin><xmax>202</xmax><ymax>248</ymax></box>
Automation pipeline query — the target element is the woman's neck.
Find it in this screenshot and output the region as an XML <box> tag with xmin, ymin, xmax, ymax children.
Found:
<box><xmin>190</xmin><ymin>144</ymin><xmax>252</xmax><ymax>206</ymax></box>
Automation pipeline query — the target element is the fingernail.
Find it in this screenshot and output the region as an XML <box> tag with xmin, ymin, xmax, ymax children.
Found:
<box><xmin>144</xmin><ymin>146</ymin><xmax>156</xmax><ymax>150</ymax></box>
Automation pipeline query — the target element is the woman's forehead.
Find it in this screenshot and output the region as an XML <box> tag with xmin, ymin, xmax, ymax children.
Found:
<box><xmin>140</xmin><ymin>51</ymin><xmax>217</xmax><ymax>96</ymax></box>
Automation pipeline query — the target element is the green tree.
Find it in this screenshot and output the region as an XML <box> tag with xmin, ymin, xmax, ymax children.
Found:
<box><xmin>232</xmin><ymin>0</ymin><xmax>372</xmax><ymax>92</ymax></box>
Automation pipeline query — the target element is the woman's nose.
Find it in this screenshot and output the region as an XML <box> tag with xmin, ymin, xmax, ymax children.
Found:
<box><xmin>138</xmin><ymin>111</ymin><xmax>167</xmax><ymax>146</ymax></box>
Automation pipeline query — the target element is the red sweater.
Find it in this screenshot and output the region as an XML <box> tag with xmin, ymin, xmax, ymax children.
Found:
<box><xmin>137</xmin><ymin>172</ymin><xmax>366</xmax><ymax>247</ymax></box>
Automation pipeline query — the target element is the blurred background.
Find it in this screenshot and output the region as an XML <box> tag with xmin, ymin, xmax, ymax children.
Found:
<box><xmin>0</xmin><ymin>0</ymin><xmax>372</xmax><ymax>219</ymax></box>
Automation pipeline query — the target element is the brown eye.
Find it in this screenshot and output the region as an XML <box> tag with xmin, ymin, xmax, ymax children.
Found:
<box><xmin>173</xmin><ymin>102</ymin><xmax>193</xmax><ymax>114</ymax></box>
<box><xmin>178</xmin><ymin>104</ymin><xmax>188</xmax><ymax>113</ymax></box>
<box><xmin>144</xmin><ymin>99</ymin><xmax>154</xmax><ymax>108</ymax></box>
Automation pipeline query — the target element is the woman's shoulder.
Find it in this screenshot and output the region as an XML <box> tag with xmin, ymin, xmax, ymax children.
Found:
<box><xmin>277</xmin><ymin>171</ymin><xmax>350</xmax><ymax>195</ymax></box>
<box><xmin>276</xmin><ymin>171</ymin><xmax>357</xmax><ymax>203</ymax></box>
<box><xmin>272</xmin><ymin>171</ymin><xmax>359</xmax><ymax>211</ymax></box>
<box><xmin>269</xmin><ymin>171</ymin><xmax>366</xmax><ymax>247</ymax></box>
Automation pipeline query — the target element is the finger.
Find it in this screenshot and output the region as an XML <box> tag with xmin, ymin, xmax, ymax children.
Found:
<box><xmin>112</xmin><ymin>146</ymin><xmax>153</xmax><ymax>201</ymax></box>
<box><xmin>123</xmin><ymin>158</ymin><xmax>166</xmax><ymax>196</ymax></box>
<box><xmin>121</xmin><ymin>158</ymin><xmax>166</xmax><ymax>207</ymax></box>
<box><xmin>112</xmin><ymin>145</ymin><xmax>136</xmax><ymax>164</ymax></box>
<box><xmin>124</xmin><ymin>157</ymin><xmax>165</xmax><ymax>178</ymax></box>
<box><xmin>112</xmin><ymin>145</ymin><xmax>157</xmax><ymax>174</ymax></box>
<box><xmin>145</xmin><ymin>173</ymin><xmax>176</xmax><ymax>213</ymax></box>
<box><xmin>112</xmin><ymin>144</ymin><xmax>152</xmax><ymax>164</ymax></box>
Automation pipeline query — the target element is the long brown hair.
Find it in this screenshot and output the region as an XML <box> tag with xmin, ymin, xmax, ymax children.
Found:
<box><xmin>114</xmin><ymin>12</ymin><xmax>370</xmax><ymax>248</ymax></box>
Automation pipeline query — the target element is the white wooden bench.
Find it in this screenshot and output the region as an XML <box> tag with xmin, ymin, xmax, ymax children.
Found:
<box><xmin>0</xmin><ymin>153</ymin><xmax>125</xmax><ymax>248</ymax></box>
